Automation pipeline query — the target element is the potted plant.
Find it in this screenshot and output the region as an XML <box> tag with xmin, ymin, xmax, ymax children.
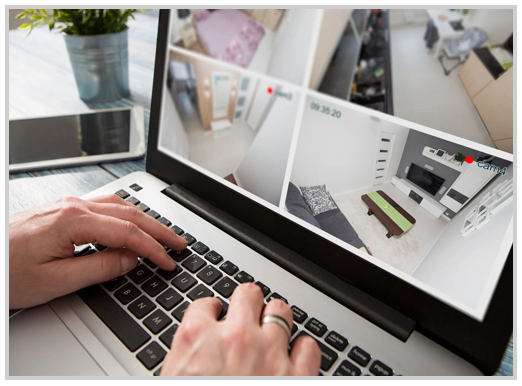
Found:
<box><xmin>17</xmin><ymin>9</ymin><xmax>140</xmax><ymax>102</ymax></box>
<box><xmin>454</xmin><ymin>152</ymin><xmax>465</xmax><ymax>165</ymax></box>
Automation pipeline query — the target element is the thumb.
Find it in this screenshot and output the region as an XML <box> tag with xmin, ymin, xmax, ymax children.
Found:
<box><xmin>60</xmin><ymin>248</ymin><xmax>138</xmax><ymax>292</ymax></box>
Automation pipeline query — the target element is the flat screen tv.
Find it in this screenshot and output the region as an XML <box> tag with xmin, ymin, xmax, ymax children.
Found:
<box><xmin>406</xmin><ymin>163</ymin><xmax>445</xmax><ymax>196</ymax></box>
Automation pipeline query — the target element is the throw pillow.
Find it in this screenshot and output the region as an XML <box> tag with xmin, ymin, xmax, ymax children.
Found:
<box><xmin>299</xmin><ymin>184</ymin><xmax>338</xmax><ymax>216</ymax></box>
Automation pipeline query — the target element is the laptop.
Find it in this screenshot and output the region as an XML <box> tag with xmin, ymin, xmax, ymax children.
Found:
<box><xmin>9</xmin><ymin>9</ymin><xmax>513</xmax><ymax>376</ymax></box>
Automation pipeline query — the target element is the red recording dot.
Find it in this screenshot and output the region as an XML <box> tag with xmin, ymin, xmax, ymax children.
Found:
<box><xmin>465</xmin><ymin>156</ymin><xmax>474</xmax><ymax>164</ymax></box>
<box><xmin>267</xmin><ymin>87</ymin><xmax>273</xmax><ymax>94</ymax></box>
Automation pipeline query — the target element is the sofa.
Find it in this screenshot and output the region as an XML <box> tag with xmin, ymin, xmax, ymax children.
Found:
<box><xmin>285</xmin><ymin>182</ymin><xmax>369</xmax><ymax>253</ymax></box>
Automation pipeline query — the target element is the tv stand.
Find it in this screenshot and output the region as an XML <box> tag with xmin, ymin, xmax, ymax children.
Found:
<box><xmin>391</xmin><ymin>177</ymin><xmax>447</xmax><ymax>219</ymax></box>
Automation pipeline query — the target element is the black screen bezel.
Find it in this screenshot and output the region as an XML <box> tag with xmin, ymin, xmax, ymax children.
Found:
<box><xmin>146</xmin><ymin>10</ymin><xmax>512</xmax><ymax>374</ymax></box>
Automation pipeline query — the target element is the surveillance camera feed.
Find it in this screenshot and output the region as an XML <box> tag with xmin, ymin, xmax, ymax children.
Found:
<box><xmin>158</xmin><ymin>9</ymin><xmax>513</xmax><ymax>321</ymax></box>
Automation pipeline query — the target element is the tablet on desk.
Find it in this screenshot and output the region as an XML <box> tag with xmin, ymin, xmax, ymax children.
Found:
<box><xmin>9</xmin><ymin>106</ymin><xmax>146</xmax><ymax>173</ymax></box>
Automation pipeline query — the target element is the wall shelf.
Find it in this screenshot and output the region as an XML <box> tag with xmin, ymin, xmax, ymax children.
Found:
<box><xmin>422</xmin><ymin>146</ymin><xmax>469</xmax><ymax>172</ymax></box>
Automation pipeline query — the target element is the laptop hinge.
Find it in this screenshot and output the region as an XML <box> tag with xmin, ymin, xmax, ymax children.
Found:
<box><xmin>163</xmin><ymin>183</ymin><xmax>416</xmax><ymax>342</ymax></box>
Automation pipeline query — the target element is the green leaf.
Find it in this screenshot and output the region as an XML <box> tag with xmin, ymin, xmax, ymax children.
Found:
<box><xmin>40</xmin><ymin>9</ymin><xmax>48</xmax><ymax>17</ymax></box>
<box><xmin>15</xmin><ymin>12</ymin><xmax>26</xmax><ymax>19</ymax></box>
<box><xmin>49</xmin><ymin>21</ymin><xmax>55</xmax><ymax>30</ymax></box>
<box><xmin>18</xmin><ymin>23</ymin><xmax>32</xmax><ymax>29</ymax></box>
<box><xmin>29</xmin><ymin>14</ymin><xmax>43</xmax><ymax>20</ymax></box>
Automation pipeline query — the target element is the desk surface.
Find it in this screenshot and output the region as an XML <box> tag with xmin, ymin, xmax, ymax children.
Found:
<box><xmin>8</xmin><ymin>9</ymin><xmax>512</xmax><ymax>376</ymax></box>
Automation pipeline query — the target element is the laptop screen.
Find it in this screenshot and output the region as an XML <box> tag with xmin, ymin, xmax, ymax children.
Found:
<box><xmin>156</xmin><ymin>9</ymin><xmax>513</xmax><ymax>321</ymax></box>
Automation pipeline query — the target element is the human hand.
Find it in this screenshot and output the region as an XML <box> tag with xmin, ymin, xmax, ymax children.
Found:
<box><xmin>161</xmin><ymin>283</ymin><xmax>321</xmax><ymax>376</ymax></box>
<box><xmin>9</xmin><ymin>195</ymin><xmax>187</xmax><ymax>309</ymax></box>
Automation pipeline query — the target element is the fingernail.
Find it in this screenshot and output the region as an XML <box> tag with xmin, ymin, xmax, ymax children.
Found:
<box><xmin>178</xmin><ymin>235</ymin><xmax>188</xmax><ymax>247</ymax></box>
<box><xmin>120</xmin><ymin>250</ymin><xmax>137</xmax><ymax>273</ymax></box>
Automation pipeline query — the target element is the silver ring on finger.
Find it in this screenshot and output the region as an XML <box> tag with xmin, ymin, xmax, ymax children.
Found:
<box><xmin>261</xmin><ymin>315</ymin><xmax>292</xmax><ymax>342</ymax></box>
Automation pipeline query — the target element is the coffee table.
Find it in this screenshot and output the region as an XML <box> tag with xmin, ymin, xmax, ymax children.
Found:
<box><xmin>361</xmin><ymin>190</ymin><xmax>416</xmax><ymax>238</ymax></box>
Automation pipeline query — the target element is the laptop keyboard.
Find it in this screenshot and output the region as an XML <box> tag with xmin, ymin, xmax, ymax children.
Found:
<box><xmin>76</xmin><ymin>188</ymin><xmax>397</xmax><ymax>376</ymax></box>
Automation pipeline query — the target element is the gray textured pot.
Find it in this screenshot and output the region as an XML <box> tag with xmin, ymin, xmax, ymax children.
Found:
<box><xmin>64</xmin><ymin>29</ymin><xmax>130</xmax><ymax>102</ymax></box>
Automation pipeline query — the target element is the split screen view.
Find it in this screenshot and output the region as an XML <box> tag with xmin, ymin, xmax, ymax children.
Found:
<box><xmin>158</xmin><ymin>9</ymin><xmax>513</xmax><ymax>321</ymax></box>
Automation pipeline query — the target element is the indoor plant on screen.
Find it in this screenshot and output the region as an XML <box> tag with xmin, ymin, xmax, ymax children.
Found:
<box><xmin>17</xmin><ymin>9</ymin><xmax>139</xmax><ymax>102</ymax></box>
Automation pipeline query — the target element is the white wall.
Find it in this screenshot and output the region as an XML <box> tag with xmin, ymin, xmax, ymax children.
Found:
<box><xmin>234</xmin><ymin>90</ymin><xmax>300</xmax><ymax>206</ymax></box>
<box><xmin>247</xmin><ymin>78</ymin><xmax>274</xmax><ymax>131</ymax></box>
<box><xmin>266</xmin><ymin>9</ymin><xmax>319</xmax><ymax>86</ymax></box>
<box><xmin>158</xmin><ymin>90</ymin><xmax>189</xmax><ymax>159</ymax></box>
<box><xmin>290</xmin><ymin>101</ymin><xmax>409</xmax><ymax>195</ymax></box>
<box><xmin>466</xmin><ymin>9</ymin><xmax>513</xmax><ymax>45</ymax></box>
<box><xmin>412</xmin><ymin>165</ymin><xmax>513</xmax><ymax>312</ymax></box>
<box><xmin>389</xmin><ymin>9</ymin><xmax>429</xmax><ymax>27</ymax></box>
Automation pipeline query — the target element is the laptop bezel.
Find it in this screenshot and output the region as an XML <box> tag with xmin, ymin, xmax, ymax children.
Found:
<box><xmin>146</xmin><ymin>10</ymin><xmax>512</xmax><ymax>374</ymax></box>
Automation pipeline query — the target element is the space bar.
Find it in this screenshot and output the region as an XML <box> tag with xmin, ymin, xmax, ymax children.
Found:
<box><xmin>77</xmin><ymin>285</ymin><xmax>151</xmax><ymax>352</ymax></box>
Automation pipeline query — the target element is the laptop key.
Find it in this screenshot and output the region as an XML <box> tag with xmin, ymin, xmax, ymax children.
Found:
<box><xmin>348</xmin><ymin>346</ymin><xmax>371</xmax><ymax>367</ymax></box>
<box><xmin>291</xmin><ymin>306</ymin><xmax>308</xmax><ymax>324</ymax></box>
<box><xmin>213</xmin><ymin>277</ymin><xmax>238</xmax><ymax>298</ymax></box>
<box><xmin>102</xmin><ymin>275</ymin><xmax>127</xmax><ymax>291</ymax></box>
<box><xmin>114</xmin><ymin>283</ymin><xmax>141</xmax><ymax>305</ymax></box>
<box><xmin>369</xmin><ymin>360</ymin><xmax>393</xmax><ymax>376</ymax></box>
<box><xmin>254</xmin><ymin>282</ymin><xmax>271</xmax><ymax>298</ymax></box>
<box><xmin>292</xmin><ymin>331</ymin><xmax>338</xmax><ymax>371</ymax></box>
<box><xmin>205</xmin><ymin>250</ymin><xmax>223</xmax><ymax>264</ymax></box>
<box><xmin>172</xmin><ymin>301</ymin><xmax>190</xmax><ymax>322</ymax></box>
<box><xmin>142</xmin><ymin>276</ymin><xmax>168</xmax><ymax>297</ymax></box>
<box><xmin>191</xmin><ymin>241</ymin><xmax>209</xmax><ymax>255</ymax></box>
<box><xmin>234</xmin><ymin>270</ymin><xmax>254</xmax><ymax>284</ymax></box>
<box><xmin>128</xmin><ymin>295</ymin><xmax>156</xmax><ymax>319</ymax></box>
<box><xmin>153</xmin><ymin>367</ymin><xmax>162</xmax><ymax>376</ymax></box>
<box><xmin>181</xmin><ymin>233</ymin><xmax>196</xmax><ymax>246</ymax></box>
<box><xmin>129</xmin><ymin>183</ymin><xmax>142</xmax><ymax>192</ymax></box>
<box><xmin>218</xmin><ymin>298</ymin><xmax>229</xmax><ymax>320</ymax></box>
<box><xmin>334</xmin><ymin>360</ymin><xmax>362</xmax><ymax>376</ymax></box>
<box><xmin>126</xmin><ymin>196</ymin><xmax>140</xmax><ymax>205</ymax></box>
<box><xmin>115</xmin><ymin>189</ymin><xmax>129</xmax><ymax>199</ymax></box>
<box><xmin>159</xmin><ymin>324</ymin><xmax>178</xmax><ymax>349</ymax></box>
<box><xmin>267</xmin><ymin>292</ymin><xmax>288</xmax><ymax>304</ymax></box>
<box><xmin>197</xmin><ymin>265</ymin><xmax>223</xmax><ymax>285</ymax></box>
<box><xmin>292</xmin><ymin>324</ymin><xmax>298</xmax><ymax>336</ymax></box>
<box><xmin>137</xmin><ymin>341</ymin><xmax>166</xmax><ymax>370</ymax></box>
<box><xmin>325</xmin><ymin>331</ymin><xmax>348</xmax><ymax>351</ymax></box>
<box><xmin>182</xmin><ymin>255</ymin><xmax>206</xmax><ymax>273</ymax></box>
<box><xmin>219</xmin><ymin>260</ymin><xmax>239</xmax><ymax>275</ymax></box>
<box><xmin>305</xmin><ymin>318</ymin><xmax>327</xmax><ymax>337</ymax></box>
<box><xmin>157</xmin><ymin>288</ymin><xmax>183</xmax><ymax>311</ymax></box>
<box><xmin>157</xmin><ymin>264</ymin><xmax>182</xmax><ymax>281</ymax></box>
<box><xmin>168</xmin><ymin>248</ymin><xmax>192</xmax><ymax>263</ymax></box>
<box><xmin>157</xmin><ymin>217</ymin><xmax>172</xmax><ymax>227</ymax></box>
<box><xmin>77</xmin><ymin>285</ymin><xmax>150</xmax><ymax>352</ymax></box>
<box><xmin>142</xmin><ymin>258</ymin><xmax>157</xmax><ymax>269</ymax></box>
<box><xmin>136</xmin><ymin>203</ymin><xmax>150</xmax><ymax>212</ymax></box>
<box><xmin>144</xmin><ymin>309</ymin><xmax>172</xmax><ymax>334</ymax></box>
<box><xmin>128</xmin><ymin>265</ymin><xmax>153</xmax><ymax>284</ymax></box>
<box><xmin>171</xmin><ymin>225</ymin><xmax>184</xmax><ymax>235</ymax></box>
<box><xmin>172</xmin><ymin>272</ymin><xmax>197</xmax><ymax>292</ymax></box>
<box><xmin>146</xmin><ymin>210</ymin><xmax>161</xmax><ymax>219</ymax></box>
<box><xmin>187</xmin><ymin>283</ymin><xmax>213</xmax><ymax>301</ymax></box>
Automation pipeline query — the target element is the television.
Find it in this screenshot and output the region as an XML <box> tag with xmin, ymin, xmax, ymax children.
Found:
<box><xmin>406</xmin><ymin>163</ymin><xmax>445</xmax><ymax>196</ymax></box>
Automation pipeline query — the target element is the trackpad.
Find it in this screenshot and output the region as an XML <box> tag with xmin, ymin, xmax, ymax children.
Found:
<box><xmin>9</xmin><ymin>304</ymin><xmax>105</xmax><ymax>376</ymax></box>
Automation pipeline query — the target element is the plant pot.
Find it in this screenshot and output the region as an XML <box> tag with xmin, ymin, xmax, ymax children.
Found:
<box><xmin>64</xmin><ymin>29</ymin><xmax>130</xmax><ymax>102</ymax></box>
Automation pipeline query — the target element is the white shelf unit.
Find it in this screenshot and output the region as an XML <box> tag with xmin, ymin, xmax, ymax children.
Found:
<box><xmin>460</xmin><ymin>178</ymin><xmax>513</xmax><ymax>237</ymax></box>
<box><xmin>439</xmin><ymin>161</ymin><xmax>495</xmax><ymax>213</ymax></box>
<box><xmin>392</xmin><ymin>177</ymin><xmax>446</xmax><ymax>218</ymax></box>
<box><xmin>422</xmin><ymin>146</ymin><xmax>469</xmax><ymax>172</ymax></box>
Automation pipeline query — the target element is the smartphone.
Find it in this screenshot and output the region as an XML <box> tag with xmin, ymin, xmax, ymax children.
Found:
<box><xmin>9</xmin><ymin>106</ymin><xmax>146</xmax><ymax>173</ymax></box>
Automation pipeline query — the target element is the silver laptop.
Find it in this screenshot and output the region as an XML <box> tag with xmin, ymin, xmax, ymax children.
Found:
<box><xmin>9</xmin><ymin>9</ymin><xmax>513</xmax><ymax>376</ymax></box>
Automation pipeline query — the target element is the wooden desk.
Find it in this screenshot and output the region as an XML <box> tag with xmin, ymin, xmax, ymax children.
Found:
<box><xmin>9</xmin><ymin>11</ymin><xmax>159</xmax><ymax>215</ymax></box>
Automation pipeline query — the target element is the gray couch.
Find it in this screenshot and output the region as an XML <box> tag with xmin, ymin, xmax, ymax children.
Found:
<box><xmin>286</xmin><ymin>182</ymin><xmax>369</xmax><ymax>252</ymax></box>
